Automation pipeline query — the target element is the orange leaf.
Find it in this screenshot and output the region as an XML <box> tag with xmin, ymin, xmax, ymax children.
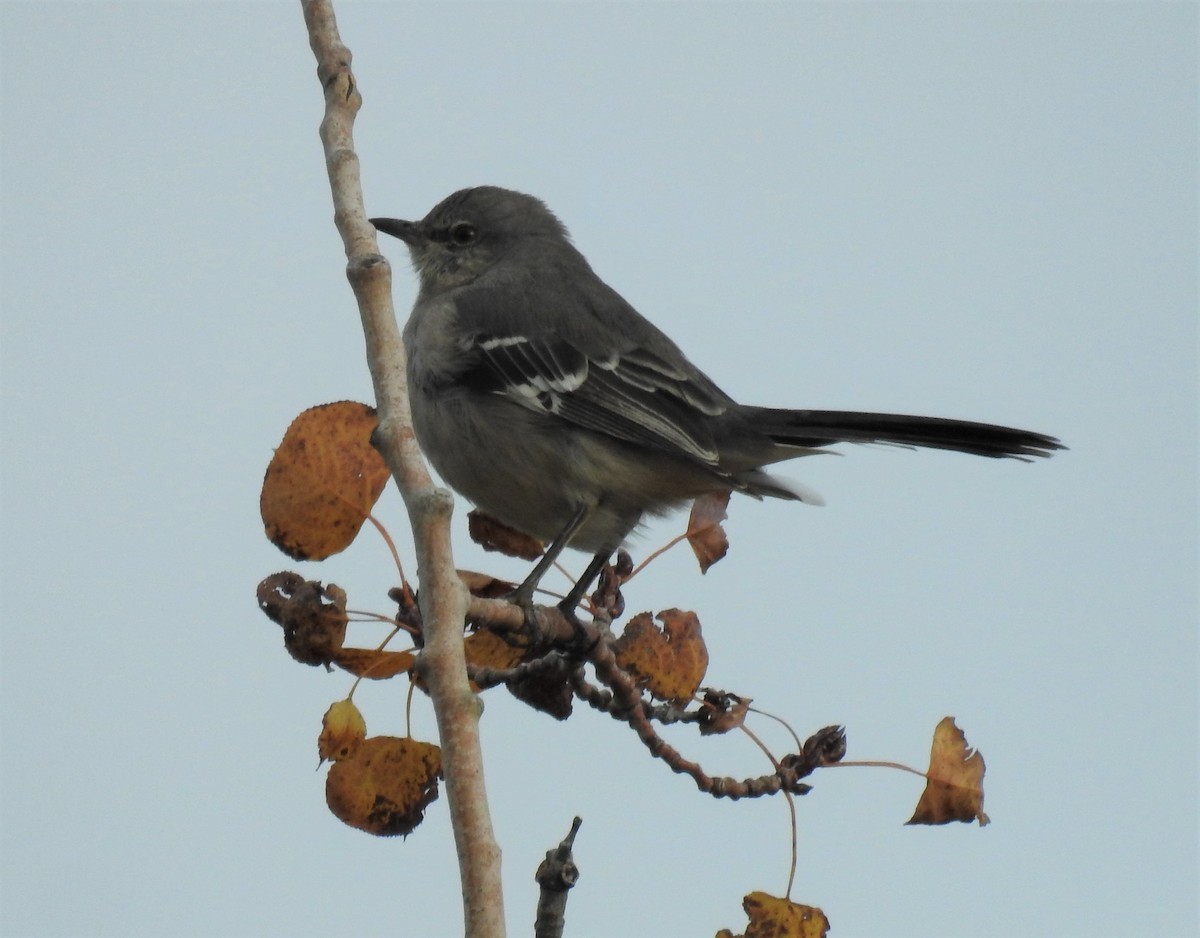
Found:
<box><xmin>261</xmin><ymin>402</ymin><xmax>390</xmax><ymax>560</ymax></box>
<box><xmin>332</xmin><ymin>647</ymin><xmax>416</xmax><ymax>680</ymax></box>
<box><xmin>725</xmin><ymin>891</ymin><xmax>830</xmax><ymax>938</ymax></box>
<box><xmin>467</xmin><ymin>510</ymin><xmax>544</xmax><ymax>560</ymax></box>
<box><xmin>325</xmin><ymin>736</ymin><xmax>442</xmax><ymax>837</ymax></box>
<box><xmin>908</xmin><ymin>716</ymin><xmax>990</xmax><ymax>826</ymax></box>
<box><xmin>687</xmin><ymin>491</ymin><xmax>730</xmax><ymax>573</ymax></box>
<box><xmin>613</xmin><ymin>609</ymin><xmax>708</xmax><ymax>704</ymax></box>
<box><xmin>318</xmin><ymin>698</ymin><xmax>366</xmax><ymax>763</ymax></box>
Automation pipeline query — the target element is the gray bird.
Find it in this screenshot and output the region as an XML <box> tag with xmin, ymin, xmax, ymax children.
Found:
<box><xmin>372</xmin><ymin>186</ymin><xmax>1061</xmax><ymax>627</ymax></box>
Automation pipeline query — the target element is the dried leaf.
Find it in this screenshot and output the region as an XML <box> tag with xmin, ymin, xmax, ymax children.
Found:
<box><xmin>410</xmin><ymin>629</ymin><xmax>530</xmax><ymax>696</ymax></box>
<box><xmin>725</xmin><ymin>891</ymin><xmax>830</xmax><ymax>938</ymax></box>
<box><xmin>506</xmin><ymin>656</ymin><xmax>575</xmax><ymax>720</ymax></box>
<box><xmin>460</xmin><ymin>629</ymin><xmax>575</xmax><ymax>718</ymax></box>
<box><xmin>464</xmin><ymin>628</ymin><xmax>528</xmax><ymax>673</ymax></box>
<box><xmin>257</xmin><ymin>573</ymin><xmax>348</xmax><ymax>667</ymax></box>
<box><xmin>908</xmin><ymin>716</ymin><xmax>989</xmax><ymax>826</ymax></box>
<box><xmin>325</xmin><ymin>736</ymin><xmax>442</xmax><ymax>837</ymax></box>
<box><xmin>318</xmin><ymin>699</ymin><xmax>366</xmax><ymax>763</ymax></box>
<box><xmin>261</xmin><ymin>402</ymin><xmax>390</xmax><ymax>561</ymax></box>
<box><xmin>687</xmin><ymin>491</ymin><xmax>730</xmax><ymax>573</ymax></box>
<box><xmin>778</xmin><ymin>725</ymin><xmax>847</xmax><ymax>794</ymax></box>
<box><xmin>332</xmin><ymin>647</ymin><xmax>416</xmax><ymax>680</ymax></box>
<box><xmin>458</xmin><ymin>569</ymin><xmax>518</xmax><ymax>599</ymax></box>
<box><xmin>697</xmin><ymin>689</ymin><xmax>751</xmax><ymax>736</ymax></box>
<box><xmin>590</xmin><ymin>550</ymin><xmax>633</xmax><ymax>620</ymax></box>
<box><xmin>467</xmin><ymin>510</ymin><xmax>544</xmax><ymax>560</ymax></box>
<box><xmin>613</xmin><ymin>609</ymin><xmax>708</xmax><ymax>704</ymax></box>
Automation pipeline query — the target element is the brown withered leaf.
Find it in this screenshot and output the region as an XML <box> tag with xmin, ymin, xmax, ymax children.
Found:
<box><xmin>458</xmin><ymin>569</ymin><xmax>519</xmax><ymax>599</ymax></box>
<box><xmin>720</xmin><ymin>891</ymin><xmax>830</xmax><ymax>938</ymax></box>
<box><xmin>257</xmin><ymin>573</ymin><xmax>348</xmax><ymax>667</ymax></box>
<box><xmin>590</xmin><ymin>550</ymin><xmax>633</xmax><ymax>620</ymax></box>
<box><xmin>467</xmin><ymin>510</ymin><xmax>544</xmax><ymax>560</ymax></box>
<box><xmin>697</xmin><ymin>689</ymin><xmax>751</xmax><ymax>736</ymax></box>
<box><xmin>325</xmin><ymin>736</ymin><xmax>442</xmax><ymax>837</ymax></box>
<box><xmin>318</xmin><ymin>698</ymin><xmax>367</xmax><ymax>763</ymax></box>
<box><xmin>332</xmin><ymin>647</ymin><xmax>416</xmax><ymax>681</ymax></box>
<box><xmin>261</xmin><ymin>402</ymin><xmax>390</xmax><ymax>561</ymax></box>
<box><xmin>687</xmin><ymin>491</ymin><xmax>730</xmax><ymax>573</ymax></box>
<box><xmin>613</xmin><ymin>609</ymin><xmax>708</xmax><ymax>704</ymax></box>
<box><xmin>908</xmin><ymin>716</ymin><xmax>989</xmax><ymax>827</ymax></box>
<box><xmin>778</xmin><ymin>725</ymin><xmax>847</xmax><ymax>794</ymax></box>
<box><xmin>506</xmin><ymin>665</ymin><xmax>575</xmax><ymax>720</ymax></box>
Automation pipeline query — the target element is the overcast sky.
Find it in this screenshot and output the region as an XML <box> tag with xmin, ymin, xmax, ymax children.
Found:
<box><xmin>2</xmin><ymin>3</ymin><xmax>1196</xmax><ymax>937</ymax></box>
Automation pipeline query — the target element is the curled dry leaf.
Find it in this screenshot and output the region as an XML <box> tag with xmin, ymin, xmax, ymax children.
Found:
<box><xmin>260</xmin><ymin>401</ymin><xmax>390</xmax><ymax>561</ymax></box>
<box><xmin>686</xmin><ymin>490</ymin><xmax>730</xmax><ymax>573</ymax></box>
<box><xmin>467</xmin><ymin>509</ymin><xmax>544</xmax><ymax>560</ymax></box>
<box><xmin>505</xmin><ymin>655</ymin><xmax>575</xmax><ymax>721</ymax></box>
<box><xmin>257</xmin><ymin>572</ymin><xmax>348</xmax><ymax>667</ymax></box>
<box><xmin>590</xmin><ymin>550</ymin><xmax>633</xmax><ymax>620</ymax></box>
<box><xmin>613</xmin><ymin>609</ymin><xmax>708</xmax><ymax>705</ymax></box>
<box><xmin>718</xmin><ymin>891</ymin><xmax>830</xmax><ymax>938</ymax></box>
<box><xmin>332</xmin><ymin>647</ymin><xmax>416</xmax><ymax>681</ymax></box>
<box><xmin>908</xmin><ymin>716</ymin><xmax>989</xmax><ymax>827</ymax></box>
<box><xmin>778</xmin><ymin>725</ymin><xmax>847</xmax><ymax>794</ymax></box>
<box><xmin>318</xmin><ymin>698</ymin><xmax>367</xmax><ymax>763</ymax></box>
<box><xmin>697</xmin><ymin>689</ymin><xmax>751</xmax><ymax>736</ymax></box>
<box><xmin>325</xmin><ymin>735</ymin><xmax>442</xmax><ymax>837</ymax></box>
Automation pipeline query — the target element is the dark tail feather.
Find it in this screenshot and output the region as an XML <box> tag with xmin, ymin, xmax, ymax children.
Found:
<box><xmin>747</xmin><ymin>408</ymin><xmax>1064</xmax><ymax>461</ymax></box>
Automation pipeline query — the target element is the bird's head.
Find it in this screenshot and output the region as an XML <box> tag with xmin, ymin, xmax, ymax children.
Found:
<box><xmin>372</xmin><ymin>186</ymin><xmax>569</xmax><ymax>294</ymax></box>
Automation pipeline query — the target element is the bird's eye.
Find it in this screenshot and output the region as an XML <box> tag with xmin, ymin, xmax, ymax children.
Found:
<box><xmin>449</xmin><ymin>222</ymin><xmax>477</xmax><ymax>245</ymax></box>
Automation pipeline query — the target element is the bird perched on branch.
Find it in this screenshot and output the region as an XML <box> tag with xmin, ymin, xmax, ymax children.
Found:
<box><xmin>372</xmin><ymin>187</ymin><xmax>1062</xmax><ymax>626</ymax></box>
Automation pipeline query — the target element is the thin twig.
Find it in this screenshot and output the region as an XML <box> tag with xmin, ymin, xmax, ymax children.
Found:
<box><xmin>300</xmin><ymin>4</ymin><xmax>504</xmax><ymax>934</ymax></box>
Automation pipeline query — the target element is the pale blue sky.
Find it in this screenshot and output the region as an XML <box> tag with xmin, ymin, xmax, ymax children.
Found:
<box><xmin>2</xmin><ymin>3</ymin><xmax>1196</xmax><ymax>937</ymax></box>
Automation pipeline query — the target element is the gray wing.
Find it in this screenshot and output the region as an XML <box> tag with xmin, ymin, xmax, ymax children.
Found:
<box><xmin>449</xmin><ymin>281</ymin><xmax>735</xmax><ymax>466</ymax></box>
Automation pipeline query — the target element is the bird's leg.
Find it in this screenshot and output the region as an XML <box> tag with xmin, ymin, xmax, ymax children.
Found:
<box><xmin>557</xmin><ymin>552</ymin><xmax>611</xmax><ymax>629</ymax></box>
<box><xmin>506</xmin><ymin>504</ymin><xmax>592</xmax><ymax>646</ymax></box>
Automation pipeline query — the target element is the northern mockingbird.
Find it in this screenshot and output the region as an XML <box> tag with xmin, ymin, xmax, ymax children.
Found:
<box><xmin>372</xmin><ymin>186</ymin><xmax>1061</xmax><ymax>624</ymax></box>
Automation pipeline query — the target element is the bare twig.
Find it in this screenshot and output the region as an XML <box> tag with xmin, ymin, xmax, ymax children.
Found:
<box><xmin>577</xmin><ymin>637</ymin><xmax>843</xmax><ymax>799</ymax></box>
<box><xmin>534</xmin><ymin>818</ymin><xmax>583</xmax><ymax>938</ymax></box>
<box><xmin>300</xmin><ymin>3</ymin><xmax>504</xmax><ymax>935</ymax></box>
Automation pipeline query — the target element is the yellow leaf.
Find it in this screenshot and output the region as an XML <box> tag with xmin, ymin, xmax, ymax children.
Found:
<box><xmin>724</xmin><ymin>891</ymin><xmax>830</xmax><ymax>938</ymax></box>
<box><xmin>318</xmin><ymin>699</ymin><xmax>366</xmax><ymax>762</ymax></box>
<box><xmin>908</xmin><ymin>716</ymin><xmax>990</xmax><ymax>826</ymax></box>
<box><xmin>325</xmin><ymin>736</ymin><xmax>442</xmax><ymax>837</ymax></box>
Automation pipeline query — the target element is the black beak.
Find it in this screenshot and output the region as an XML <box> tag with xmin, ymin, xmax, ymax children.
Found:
<box><xmin>370</xmin><ymin>217</ymin><xmax>418</xmax><ymax>244</ymax></box>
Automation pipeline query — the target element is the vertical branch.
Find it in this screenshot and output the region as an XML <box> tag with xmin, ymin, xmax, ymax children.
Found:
<box><xmin>299</xmin><ymin>3</ymin><xmax>505</xmax><ymax>935</ymax></box>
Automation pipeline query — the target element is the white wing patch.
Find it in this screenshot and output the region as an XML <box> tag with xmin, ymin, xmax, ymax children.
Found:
<box><xmin>469</xmin><ymin>333</ymin><xmax>724</xmax><ymax>464</ymax></box>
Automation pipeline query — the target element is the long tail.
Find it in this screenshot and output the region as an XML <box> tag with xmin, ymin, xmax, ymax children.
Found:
<box><xmin>745</xmin><ymin>407</ymin><xmax>1064</xmax><ymax>461</ymax></box>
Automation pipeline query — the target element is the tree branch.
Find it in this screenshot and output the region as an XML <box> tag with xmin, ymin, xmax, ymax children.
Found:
<box><xmin>533</xmin><ymin>817</ymin><xmax>582</xmax><ymax>938</ymax></box>
<box><xmin>300</xmin><ymin>3</ymin><xmax>504</xmax><ymax>934</ymax></box>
